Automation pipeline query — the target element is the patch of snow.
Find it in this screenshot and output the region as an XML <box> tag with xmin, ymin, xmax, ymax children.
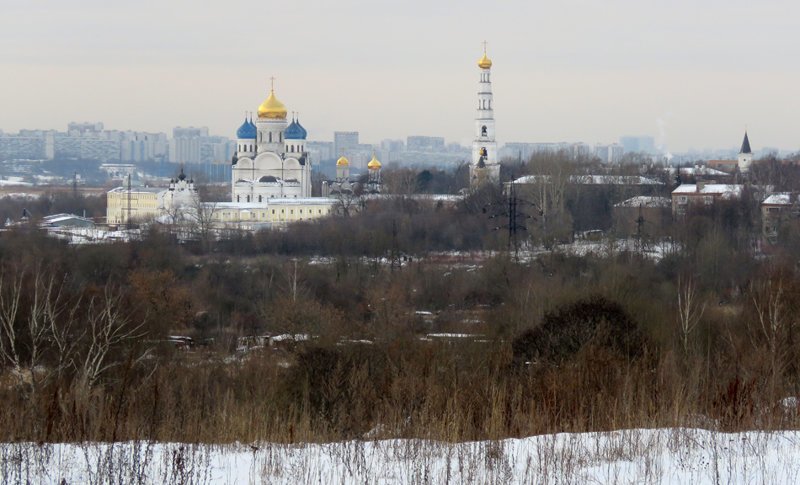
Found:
<box><xmin>5</xmin><ymin>428</ymin><xmax>800</xmax><ymax>484</ymax></box>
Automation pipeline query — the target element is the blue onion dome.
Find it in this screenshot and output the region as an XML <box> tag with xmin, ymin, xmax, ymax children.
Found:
<box><xmin>236</xmin><ymin>117</ymin><xmax>257</xmax><ymax>139</ymax></box>
<box><xmin>284</xmin><ymin>119</ymin><xmax>308</xmax><ymax>140</ymax></box>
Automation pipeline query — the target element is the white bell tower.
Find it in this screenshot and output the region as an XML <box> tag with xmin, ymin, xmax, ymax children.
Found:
<box><xmin>470</xmin><ymin>42</ymin><xmax>500</xmax><ymax>187</ymax></box>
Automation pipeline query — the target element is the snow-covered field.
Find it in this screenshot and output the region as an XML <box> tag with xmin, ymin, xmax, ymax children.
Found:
<box><xmin>3</xmin><ymin>428</ymin><xmax>800</xmax><ymax>484</ymax></box>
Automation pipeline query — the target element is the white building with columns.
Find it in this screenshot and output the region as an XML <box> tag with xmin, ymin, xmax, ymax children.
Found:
<box><xmin>230</xmin><ymin>84</ymin><xmax>312</xmax><ymax>202</ymax></box>
<box><xmin>470</xmin><ymin>46</ymin><xmax>500</xmax><ymax>187</ymax></box>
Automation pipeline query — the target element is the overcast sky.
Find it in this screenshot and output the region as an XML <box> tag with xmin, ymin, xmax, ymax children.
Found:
<box><xmin>2</xmin><ymin>0</ymin><xmax>798</xmax><ymax>152</ymax></box>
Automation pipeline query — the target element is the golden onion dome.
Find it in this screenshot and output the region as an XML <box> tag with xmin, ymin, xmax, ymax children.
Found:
<box><xmin>367</xmin><ymin>154</ymin><xmax>382</xmax><ymax>170</ymax></box>
<box><xmin>257</xmin><ymin>90</ymin><xmax>287</xmax><ymax>119</ymax></box>
<box><xmin>336</xmin><ymin>156</ymin><xmax>350</xmax><ymax>167</ymax></box>
<box><xmin>477</xmin><ymin>53</ymin><xmax>492</xmax><ymax>69</ymax></box>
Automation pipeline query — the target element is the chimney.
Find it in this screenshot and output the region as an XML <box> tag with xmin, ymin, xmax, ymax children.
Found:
<box><xmin>697</xmin><ymin>180</ymin><xmax>706</xmax><ymax>192</ymax></box>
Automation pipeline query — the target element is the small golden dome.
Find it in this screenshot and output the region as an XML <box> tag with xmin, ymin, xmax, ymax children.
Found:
<box><xmin>367</xmin><ymin>155</ymin><xmax>382</xmax><ymax>170</ymax></box>
<box><xmin>257</xmin><ymin>90</ymin><xmax>287</xmax><ymax>119</ymax></box>
<box><xmin>336</xmin><ymin>156</ymin><xmax>350</xmax><ymax>167</ymax></box>
<box><xmin>477</xmin><ymin>53</ymin><xmax>492</xmax><ymax>69</ymax></box>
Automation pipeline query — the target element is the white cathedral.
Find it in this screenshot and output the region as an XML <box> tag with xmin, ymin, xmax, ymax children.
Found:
<box><xmin>470</xmin><ymin>47</ymin><xmax>501</xmax><ymax>187</ymax></box>
<box><xmin>231</xmin><ymin>84</ymin><xmax>313</xmax><ymax>202</ymax></box>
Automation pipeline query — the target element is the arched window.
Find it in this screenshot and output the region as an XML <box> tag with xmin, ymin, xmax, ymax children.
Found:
<box><xmin>481</xmin><ymin>126</ymin><xmax>487</xmax><ymax>137</ymax></box>
<box><xmin>258</xmin><ymin>195</ymin><xmax>262</xmax><ymax>202</ymax></box>
<box><xmin>236</xmin><ymin>195</ymin><xmax>240</xmax><ymax>202</ymax></box>
<box><xmin>246</xmin><ymin>195</ymin><xmax>250</xmax><ymax>202</ymax></box>
<box><xmin>269</xmin><ymin>132</ymin><xmax>272</xmax><ymax>143</ymax></box>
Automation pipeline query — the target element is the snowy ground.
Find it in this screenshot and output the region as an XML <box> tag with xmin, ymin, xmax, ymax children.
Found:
<box><xmin>3</xmin><ymin>428</ymin><xmax>800</xmax><ymax>484</ymax></box>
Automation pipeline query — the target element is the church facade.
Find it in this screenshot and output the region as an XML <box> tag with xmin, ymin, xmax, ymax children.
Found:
<box><xmin>230</xmin><ymin>84</ymin><xmax>313</xmax><ymax>202</ymax></box>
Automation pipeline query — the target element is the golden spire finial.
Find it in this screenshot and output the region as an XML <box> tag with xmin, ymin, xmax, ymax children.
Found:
<box><xmin>258</xmin><ymin>78</ymin><xmax>288</xmax><ymax>119</ymax></box>
<box><xmin>478</xmin><ymin>42</ymin><xmax>493</xmax><ymax>69</ymax></box>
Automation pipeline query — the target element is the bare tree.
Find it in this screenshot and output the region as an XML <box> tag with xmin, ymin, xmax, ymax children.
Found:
<box><xmin>78</xmin><ymin>285</ymin><xmax>145</xmax><ymax>389</ymax></box>
<box><xmin>0</xmin><ymin>266</ymin><xmax>82</xmax><ymax>392</ymax></box>
<box><xmin>0</xmin><ymin>268</ymin><xmax>24</xmax><ymax>378</ymax></box>
<box><xmin>333</xmin><ymin>190</ymin><xmax>363</xmax><ymax>217</ymax></box>
<box><xmin>750</xmin><ymin>279</ymin><xmax>791</xmax><ymax>394</ymax></box>
<box><xmin>677</xmin><ymin>276</ymin><xmax>706</xmax><ymax>355</ymax></box>
<box><xmin>381</xmin><ymin>168</ymin><xmax>418</xmax><ymax>195</ymax></box>
<box><xmin>520</xmin><ymin>150</ymin><xmax>577</xmax><ymax>247</ymax></box>
<box><xmin>189</xmin><ymin>193</ymin><xmax>217</xmax><ymax>252</ymax></box>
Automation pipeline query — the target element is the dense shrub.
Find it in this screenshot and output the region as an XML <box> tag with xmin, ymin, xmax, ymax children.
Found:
<box><xmin>511</xmin><ymin>296</ymin><xmax>647</xmax><ymax>365</ymax></box>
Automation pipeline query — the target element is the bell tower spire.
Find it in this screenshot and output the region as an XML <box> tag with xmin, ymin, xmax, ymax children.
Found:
<box><xmin>471</xmin><ymin>42</ymin><xmax>500</xmax><ymax>187</ymax></box>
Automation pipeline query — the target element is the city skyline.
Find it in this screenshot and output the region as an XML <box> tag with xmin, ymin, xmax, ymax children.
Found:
<box><xmin>2</xmin><ymin>0</ymin><xmax>799</xmax><ymax>152</ymax></box>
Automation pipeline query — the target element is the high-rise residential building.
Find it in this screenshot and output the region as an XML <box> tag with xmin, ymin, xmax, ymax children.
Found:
<box><xmin>594</xmin><ymin>143</ymin><xmax>624</xmax><ymax>164</ymax></box>
<box><xmin>67</xmin><ymin>122</ymin><xmax>104</xmax><ymax>136</ymax></box>
<box><xmin>0</xmin><ymin>130</ymin><xmax>53</xmax><ymax>160</ymax></box>
<box><xmin>620</xmin><ymin>136</ymin><xmax>656</xmax><ymax>154</ymax></box>
<box><xmin>1</xmin><ymin>123</ymin><xmax>212</xmax><ymax>163</ymax></box>
<box><xmin>169</xmin><ymin>126</ymin><xmax>232</xmax><ymax>164</ymax></box>
<box><xmin>306</xmin><ymin>141</ymin><xmax>334</xmax><ymax>164</ymax></box>
<box><xmin>407</xmin><ymin>136</ymin><xmax>445</xmax><ymax>151</ymax></box>
<box><xmin>334</xmin><ymin>131</ymin><xmax>359</xmax><ymax>158</ymax></box>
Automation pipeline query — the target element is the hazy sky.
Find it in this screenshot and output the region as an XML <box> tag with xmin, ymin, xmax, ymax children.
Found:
<box><xmin>2</xmin><ymin>0</ymin><xmax>799</xmax><ymax>152</ymax></box>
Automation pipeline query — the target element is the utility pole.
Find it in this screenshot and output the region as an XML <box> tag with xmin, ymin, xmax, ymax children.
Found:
<box><xmin>126</xmin><ymin>174</ymin><xmax>132</xmax><ymax>230</ymax></box>
<box><xmin>634</xmin><ymin>203</ymin><xmax>646</xmax><ymax>256</ymax></box>
<box><xmin>484</xmin><ymin>181</ymin><xmax>539</xmax><ymax>262</ymax></box>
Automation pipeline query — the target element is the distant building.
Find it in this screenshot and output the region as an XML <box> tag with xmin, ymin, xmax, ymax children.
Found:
<box><xmin>67</xmin><ymin>122</ymin><xmax>104</xmax><ymax>136</ymax></box>
<box><xmin>620</xmin><ymin>136</ymin><xmax>656</xmax><ymax>155</ymax></box>
<box><xmin>170</xmin><ymin>127</ymin><xmax>202</xmax><ymax>164</ymax></box>
<box><xmin>332</xmin><ymin>131</ymin><xmax>374</xmax><ymax>169</ymax></box>
<box><xmin>707</xmin><ymin>159</ymin><xmax>738</xmax><ymax>173</ymax></box>
<box><xmin>738</xmin><ymin>131</ymin><xmax>753</xmax><ymax>173</ymax></box>
<box><xmin>0</xmin><ymin>122</ymin><xmax>171</xmax><ymax>162</ymax></box>
<box><xmin>210</xmin><ymin>198</ymin><xmax>337</xmax><ymax>229</ymax></box>
<box><xmin>594</xmin><ymin>143</ymin><xmax>624</xmax><ymax>164</ymax></box>
<box><xmin>106</xmin><ymin>186</ymin><xmax>164</xmax><ymax>226</ymax></box>
<box><xmin>407</xmin><ymin>136</ymin><xmax>445</xmax><ymax>151</ymax></box>
<box><xmin>511</xmin><ymin>175</ymin><xmax>664</xmax><ymax>187</ymax></box>
<box><xmin>40</xmin><ymin>213</ymin><xmax>96</xmax><ymax>229</ymax></box>
<box><xmin>334</xmin><ymin>131</ymin><xmax>359</xmax><ymax>157</ymax></box>
<box><xmin>671</xmin><ymin>182</ymin><xmax>743</xmax><ymax>216</ymax></box>
<box><xmin>106</xmin><ymin>169</ymin><xmax>197</xmax><ymax>226</ymax></box>
<box><xmin>379</xmin><ymin>139</ymin><xmax>405</xmax><ymax>165</ymax></box>
<box><xmin>761</xmin><ymin>193</ymin><xmax>797</xmax><ymax>242</ymax></box>
<box><xmin>471</xmin><ymin>46</ymin><xmax>500</xmax><ymax>187</ymax></box>
<box><xmin>306</xmin><ymin>141</ymin><xmax>334</xmax><ymax>163</ymax></box>
<box><xmin>0</xmin><ymin>132</ymin><xmax>51</xmax><ymax>160</ymax></box>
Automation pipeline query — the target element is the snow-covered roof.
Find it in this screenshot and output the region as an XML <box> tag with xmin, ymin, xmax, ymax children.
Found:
<box><xmin>672</xmin><ymin>184</ymin><xmax>743</xmax><ymax>199</ymax></box>
<box><xmin>41</xmin><ymin>213</ymin><xmax>94</xmax><ymax>225</ymax></box>
<box><xmin>211</xmin><ymin>198</ymin><xmax>338</xmax><ymax>210</ymax></box>
<box><xmin>108</xmin><ymin>186</ymin><xmax>163</xmax><ymax>194</ymax></box>
<box><xmin>676</xmin><ymin>167</ymin><xmax>730</xmax><ymax>177</ymax></box>
<box><xmin>512</xmin><ymin>175</ymin><xmax>663</xmax><ymax>186</ymax></box>
<box><xmin>614</xmin><ymin>196</ymin><xmax>672</xmax><ymax>208</ymax></box>
<box><xmin>762</xmin><ymin>193</ymin><xmax>795</xmax><ymax>206</ymax></box>
<box><xmin>364</xmin><ymin>194</ymin><xmax>463</xmax><ymax>202</ymax></box>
